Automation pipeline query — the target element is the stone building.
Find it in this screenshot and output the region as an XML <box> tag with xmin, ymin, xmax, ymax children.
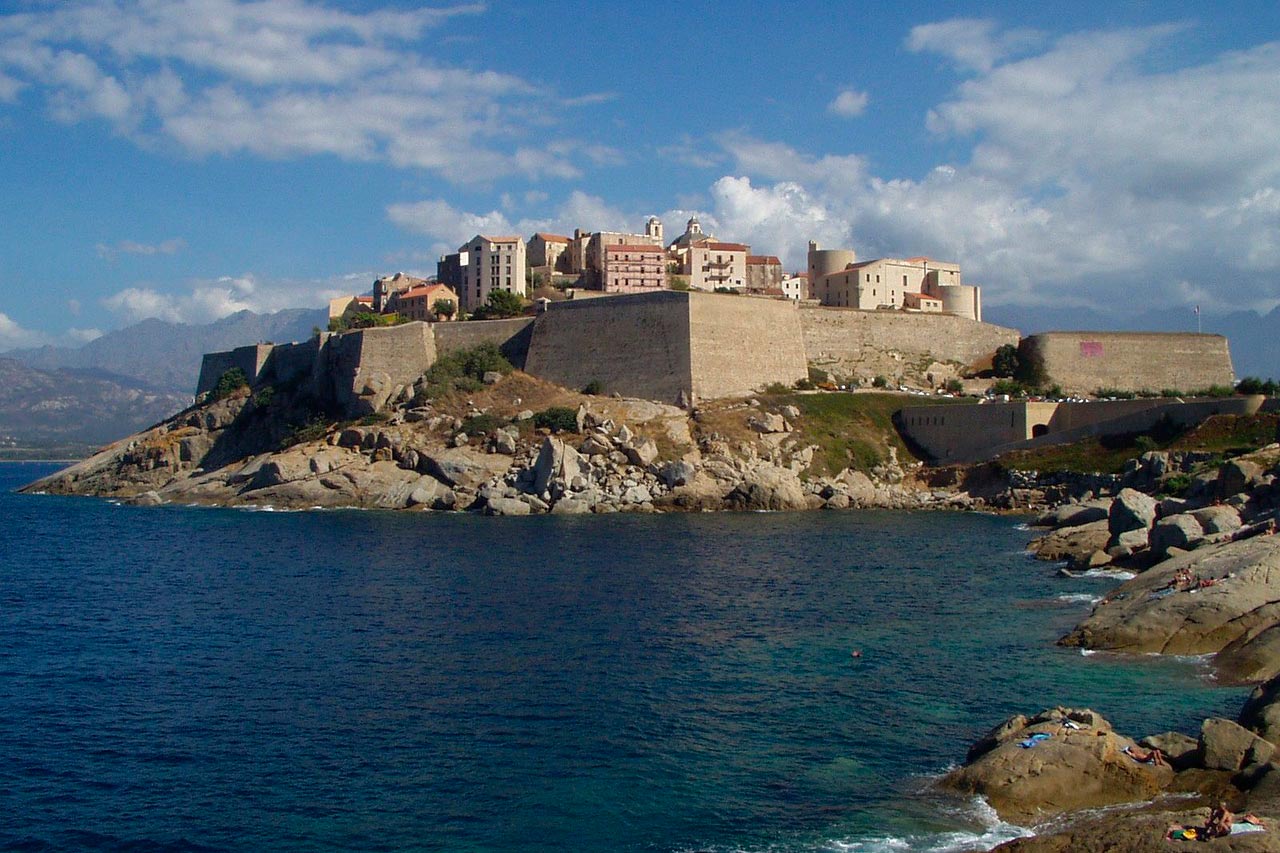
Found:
<box><xmin>807</xmin><ymin>242</ymin><xmax>981</xmax><ymax>321</ymax></box>
<box><xmin>385</xmin><ymin>282</ymin><xmax>459</xmax><ymax>322</ymax></box>
<box><xmin>436</xmin><ymin>251</ymin><xmax>467</xmax><ymax>289</ymax></box>
<box><xmin>746</xmin><ymin>255</ymin><xmax>782</xmax><ymax>292</ymax></box>
<box><xmin>780</xmin><ymin>273</ymin><xmax>806</xmax><ymax>301</ymax></box>
<box><xmin>601</xmin><ymin>244</ymin><xmax>668</xmax><ymax>293</ymax></box>
<box><xmin>584</xmin><ymin>219</ymin><xmax>664</xmax><ymax>287</ymax></box>
<box><xmin>527</xmin><ymin>232</ymin><xmax>570</xmax><ymax>275</ymax></box>
<box><xmin>682</xmin><ymin>239</ymin><xmax>749</xmax><ymax>291</ymax></box>
<box><xmin>460</xmin><ymin>235</ymin><xmax>527</xmax><ymax>313</ymax></box>
<box><xmin>373</xmin><ymin>272</ymin><xmax>428</xmax><ymax>313</ymax></box>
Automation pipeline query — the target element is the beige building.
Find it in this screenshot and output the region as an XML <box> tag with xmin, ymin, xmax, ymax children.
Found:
<box><xmin>460</xmin><ymin>234</ymin><xmax>527</xmax><ymax>312</ymax></box>
<box><xmin>328</xmin><ymin>294</ymin><xmax>374</xmax><ymax>321</ymax></box>
<box><xmin>780</xmin><ymin>274</ymin><xmax>806</xmax><ymax>301</ymax></box>
<box><xmin>372</xmin><ymin>272</ymin><xmax>429</xmax><ymax>313</ymax></box>
<box><xmin>807</xmin><ymin>243</ymin><xmax>982</xmax><ymax>321</ymax></box>
<box><xmin>527</xmin><ymin>230</ymin><xmax>573</xmax><ymax>270</ymax></box>
<box><xmin>682</xmin><ymin>239</ymin><xmax>749</xmax><ymax>291</ymax></box>
<box><xmin>602</xmin><ymin>244</ymin><xmax>668</xmax><ymax>293</ymax></box>
<box><xmin>746</xmin><ymin>255</ymin><xmax>782</xmax><ymax>292</ymax></box>
<box><xmin>386</xmin><ymin>283</ymin><xmax>459</xmax><ymax>322</ymax></box>
<box><xmin>584</xmin><ymin>218</ymin><xmax>665</xmax><ymax>287</ymax></box>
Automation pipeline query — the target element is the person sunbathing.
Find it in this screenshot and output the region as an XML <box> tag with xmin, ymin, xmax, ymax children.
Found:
<box><xmin>1203</xmin><ymin>802</ymin><xmax>1234</xmax><ymax>839</ymax></box>
<box><xmin>1123</xmin><ymin>744</ymin><xmax>1167</xmax><ymax>766</ymax></box>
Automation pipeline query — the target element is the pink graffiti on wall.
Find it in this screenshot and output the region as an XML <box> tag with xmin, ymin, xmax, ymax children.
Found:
<box><xmin>1080</xmin><ymin>341</ymin><xmax>1103</xmax><ymax>358</ymax></box>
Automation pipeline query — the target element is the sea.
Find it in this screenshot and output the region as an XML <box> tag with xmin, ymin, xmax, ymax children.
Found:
<box><xmin>0</xmin><ymin>461</ymin><xmax>1246</xmax><ymax>853</ymax></box>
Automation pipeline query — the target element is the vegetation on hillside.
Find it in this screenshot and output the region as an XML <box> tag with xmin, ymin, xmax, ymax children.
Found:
<box><xmin>328</xmin><ymin>311</ymin><xmax>408</xmax><ymax>332</ymax></box>
<box><xmin>417</xmin><ymin>343</ymin><xmax>514</xmax><ymax>399</ymax></box>
<box><xmin>469</xmin><ymin>289</ymin><xmax>526</xmax><ymax>320</ymax></box>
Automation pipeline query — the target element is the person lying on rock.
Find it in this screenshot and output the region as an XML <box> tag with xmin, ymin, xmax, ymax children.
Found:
<box><xmin>1123</xmin><ymin>744</ymin><xmax>1167</xmax><ymax>766</ymax></box>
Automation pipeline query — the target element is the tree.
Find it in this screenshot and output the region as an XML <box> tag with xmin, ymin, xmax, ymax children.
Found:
<box><xmin>669</xmin><ymin>276</ymin><xmax>690</xmax><ymax>292</ymax></box>
<box><xmin>470</xmin><ymin>289</ymin><xmax>526</xmax><ymax>320</ymax></box>
<box><xmin>992</xmin><ymin>344</ymin><xmax>1020</xmax><ymax>378</ymax></box>
<box><xmin>432</xmin><ymin>298</ymin><xmax>456</xmax><ymax>320</ymax></box>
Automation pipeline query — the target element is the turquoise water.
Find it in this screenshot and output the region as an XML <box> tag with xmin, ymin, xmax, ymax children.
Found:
<box><xmin>0</xmin><ymin>461</ymin><xmax>1244</xmax><ymax>852</ymax></box>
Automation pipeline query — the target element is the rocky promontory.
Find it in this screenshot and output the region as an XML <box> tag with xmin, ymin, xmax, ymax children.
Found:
<box><xmin>21</xmin><ymin>364</ymin><xmax>976</xmax><ymax>515</ymax></box>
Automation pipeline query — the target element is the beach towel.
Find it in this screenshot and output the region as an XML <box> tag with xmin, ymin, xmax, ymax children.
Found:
<box><xmin>1231</xmin><ymin>822</ymin><xmax>1266</xmax><ymax>835</ymax></box>
<box><xmin>1019</xmin><ymin>733</ymin><xmax>1051</xmax><ymax>748</ymax></box>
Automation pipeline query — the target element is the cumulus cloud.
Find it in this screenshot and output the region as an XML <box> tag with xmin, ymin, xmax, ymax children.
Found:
<box><xmin>0</xmin><ymin>311</ymin><xmax>53</xmax><ymax>349</ymax></box>
<box><xmin>827</xmin><ymin>88</ymin><xmax>869</xmax><ymax>118</ymax></box>
<box><xmin>0</xmin><ymin>1</ymin><xmax>598</xmax><ymax>182</ymax></box>
<box><xmin>101</xmin><ymin>271</ymin><xmax>367</xmax><ymax>325</ymax></box>
<box><xmin>95</xmin><ymin>237</ymin><xmax>186</xmax><ymax>260</ymax></box>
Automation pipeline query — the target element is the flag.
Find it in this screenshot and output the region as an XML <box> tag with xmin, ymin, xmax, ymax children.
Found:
<box><xmin>1194</xmin><ymin>305</ymin><xmax>1200</xmax><ymax>315</ymax></box>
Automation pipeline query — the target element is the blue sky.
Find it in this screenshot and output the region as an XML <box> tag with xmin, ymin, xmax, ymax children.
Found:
<box><xmin>1</xmin><ymin>0</ymin><xmax>1278</xmax><ymax>348</ymax></box>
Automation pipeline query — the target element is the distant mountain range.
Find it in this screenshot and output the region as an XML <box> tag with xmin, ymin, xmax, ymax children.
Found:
<box><xmin>7</xmin><ymin>307</ymin><xmax>328</xmax><ymax>393</ymax></box>
<box><xmin>0</xmin><ymin>357</ymin><xmax>189</xmax><ymax>452</ymax></box>
<box><xmin>984</xmin><ymin>304</ymin><xmax>1280</xmax><ymax>380</ymax></box>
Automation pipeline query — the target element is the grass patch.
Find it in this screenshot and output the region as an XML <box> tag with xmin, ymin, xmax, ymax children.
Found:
<box><xmin>773</xmin><ymin>392</ymin><xmax>972</xmax><ymax>476</ymax></box>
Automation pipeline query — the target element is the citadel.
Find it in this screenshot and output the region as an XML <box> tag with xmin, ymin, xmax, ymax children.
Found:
<box><xmin>204</xmin><ymin>217</ymin><xmax>1239</xmax><ymax>463</ymax></box>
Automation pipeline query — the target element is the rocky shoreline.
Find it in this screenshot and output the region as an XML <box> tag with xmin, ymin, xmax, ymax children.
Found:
<box><xmin>944</xmin><ymin>445</ymin><xmax>1280</xmax><ymax>850</ymax></box>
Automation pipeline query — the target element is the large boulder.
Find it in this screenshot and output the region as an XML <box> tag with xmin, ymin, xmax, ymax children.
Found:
<box><xmin>532</xmin><ymin>437</ymin><xmax>583</xmax><ymax>495</ymax></box>
<box><xmin>1109</xmin><ymin>488</ymin><xmax>1159</xmax><ymax>537</ymax></box>
<box><xmin>941</xmin><ymin>707</ymin><xmax>1172</xmax><ymax>821</ymax></box>
<box><xmin>1149</xmin><ymin>513</ymin><xmax>1205</xmax><ymax>559</ymax></box>
<box><xmin>1194</xmin><ymin>504</ymin><xmax>1245</xmax><ymax>535</ymax></box>
<box><xmin>423</xmin><ymin>447</ymin><xmax>513</xmax><ymax>491</ymax></box>
<box><xmin>1029</xmin><ymin>520</ymin><xmax>1111</xmax><ymax>564</ymax></box>
<box><xmin>1061</xmin><ymin>536</ymin><xmax>1280</xmax><ymax>655</ymax></box>
<box><xmin>724</xmin><ymin>466</ymin><xmax>809</xmax><ymax>512</ymax></box>
<box><xmin>1216</xmin><ymin>624</ymin><xmax>1280</xmax><ymax>684</ymax></box>
<box><xmin>1037</xmin><ymin>499</ymin><xmax>1112</xmax><ymax>529</ymax></box>
<box><xmin>1221</xmin><ymin>460</ymin><xmax>1267</xmax><ymax>498</ymax></box>
<box><xmin>1200</xmin><ymin>717</ymin><xmax>1276</xmax><ymax>772</ymax></box>
<box><xmin>1241</xmin><ymin>675</ymin><xmax>1280</xmax><ymax>744</ymax></box>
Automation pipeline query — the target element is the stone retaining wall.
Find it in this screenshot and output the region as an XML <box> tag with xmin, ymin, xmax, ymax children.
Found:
<box><xmin>1023</xmin><ymin>332</ymin><xmax>1234</xmax><ymax>395</ymax></box>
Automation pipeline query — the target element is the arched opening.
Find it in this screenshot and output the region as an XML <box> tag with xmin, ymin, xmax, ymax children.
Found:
<box><xmin>1032</xmin><ymin>423</ymin><xmax>1050</xmax><ymax>438</ymax></box>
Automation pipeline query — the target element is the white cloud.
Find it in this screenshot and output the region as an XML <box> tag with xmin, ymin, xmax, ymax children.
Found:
<box><xmin>96</xmin><ymin>237</ymin><xmax>187</xmax><ymax>260</ymax></box>
<box><xmin>827</xmin><ymin>88</ymin><xmax>869</xmax><ymax>118</ymax></box>
<box><xmin>68</xmin><ymin>327</ymin><xmax>103</xmax><ymax>343</ymax></box>
<box><xmin>907</xmin><ymin>18</ymin><xmax>1043</xmax><ymax>72</ymax></box>
<box><xmin>0</xmin><ymin>1</ymin><xmax>596</xmax><ymax>183</ymax></box>
<box><xmin>0</xmin><ymin>311</ymin><xmax>53</xmax><ymax>349</ymax></box>
<box><xmin>101</xmin><ymin>272</ymin><xmax>367</xmax><ymax>325</ymax></box>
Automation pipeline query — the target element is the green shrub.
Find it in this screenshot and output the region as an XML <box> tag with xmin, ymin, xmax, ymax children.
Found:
<box><xmin>794</xmin><ymin>378</ymin><xmax>816</xmax><ymax>390</ymax></box>
<box><xmin>944</xmin><ymin>378</ymin><xmax>964</xmax><ymax>394</ymax></box>
<box><xmin>280</xmin><ymin>418</ymin><xmax>330</xmax><ymax>448</ymax></box>
<box><xmin>212</xmin><ymin>367</ymin><xmax>250</xmax><ymax>400</ymax></box>
<box><xmin>469</xmin><ymin>289</ymin><xmax>526</xmax><ymax>320</ymax></box>
<box><xmin>533</xmin><ymin>407</ymin><xmax>578</xmax><ymax>433</ymax></box>
<box><xmin>329</xmin><ymin>311</ymin><xmax>409</xmax><ymax>332</ymax></box>
<box><xmin>990</xmin><ymin>378</ymin><xmax>1026</xmax><ymax>397</ymax></box>
<box><xmin>582</xmin><ymin>379</ymin><xmax>604</xmax><ymax>395</ymax></box>
<box><xmin>1134</xmin><ymin>435</ymin><xmax>1159</xmax><ymax>453</ymax></box>
<box><xmin>669</xmin><ymin>276</ymin><xmax>690</xmax><ymax>292</ymax></box>
<box><xmin>359</xmin><ymin>412</ymin><xmax>392</xmax><ymax>426</ymax></box>
<box><xmin>1160</xmin><ymin>473</ymin><xmax>1192</xmax><ymax>497</ymax></box>
<box><xmin>762</xmin><ymin>382</ymin><xmax>790</xmax><ymax>395</ymax></box>
<box><xmin>807</xmin><ymin>366</ymin><xmax>830</xmax><ymax>385</ymax></box>
<box><xmin>418</xmin><ymin>343</ymin><xmax>514</xmax><ymax>399</ymax></box>
<box><xmin>253</xmin><ymin>386</ymin><xmax>275</xmax><ymax>407</ymax></box>
<box><xmin>461</xmin><ymin>413</ymin><xmax>504</xmax><ymax>436</ymax></box>
<box><xmin>1237</xmin><ymin>377</ymin><xmax>1279</xmax><ymax>396</ymax></box>
<box><xmin>1095</xmin><ymin>387</ymin><xmax>1136</xmax><ymax>399</ymax></box>
<box><xmin>1189</xmin><ymin>385</ymin><xmax>1236</xmax><ymax>398</ymax></box>
<box><xmin>872</xmin><ymin>375</ymin><xmax>888</xmax><ymax>388</ymax></box>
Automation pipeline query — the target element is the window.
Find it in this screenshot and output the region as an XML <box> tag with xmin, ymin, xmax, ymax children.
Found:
<box><xmin>903</xmin><ymin>275</ymin><xmax>908</xmax><ymax>286</ymax></box>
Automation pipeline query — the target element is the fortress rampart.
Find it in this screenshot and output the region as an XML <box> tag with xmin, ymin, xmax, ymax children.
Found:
<box><xmin>1023</xmin><ymin>332</ymin><xmax>1234</xmax><ymax>395</ymax></box>
<box><xmin>798</xmin><ymin>306</ymin><xmax>1020</xmax><ymax>382</ymax></box>
<box><xmin>195</xmin><ymin>293</ymin><xmax>1240</xmax><ymax>420</ymax></box>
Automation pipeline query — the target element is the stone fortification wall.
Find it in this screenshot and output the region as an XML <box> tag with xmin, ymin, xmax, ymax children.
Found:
<box><xmin>433</xmin><ymin>317</ymin><xmax>534</xmax><ymax>368</ymax></box>
<box><xmin>799</xmin><ymin>306</ymin><xmax>1019</xmax><ymax>384</ymax></box>
<box><xmin>1024</xmin><ymin>332</ymin><xmax>1234</xmax><ymax>395</ymax></box>
<box><xmin>323</xmin><ymin>322</ymin><xmax>436</xmax><ymax>416</ymax></box>
<box><xmin>688</xmin><ymin>294</ymin><xmax>808</xmax><ymax>399</ymax></box>
<box><xmin>196</xmin><ymin>344</ymin><xmax>273</xmax><ymax>395</ymax></box>
<box><xmin>259</xmin><ymin>337</ymin><xmax>323</xmax><ymax>390</ymax></box>
<box><xmin>524</xmin><ymin>291</ymin><xmax>694</xmax><ymax>404</ymax></box>
<box><xmin>900</xmin><ymin>396</ymin><xmax>1266</xmax><ymax>463</ymax></box>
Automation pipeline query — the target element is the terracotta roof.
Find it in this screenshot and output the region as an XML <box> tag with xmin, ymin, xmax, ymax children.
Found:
<box><xmin>533</xmin><ymin>232</ymin><xmax>570</xmax><ymax>243</ymax></box>
<box><xmin>604</xmin><ymin>244</ymin><xmax>665</xmax><ymax>254</ymax></box>
<box><xmin>399</xmin><ymin>284</ymin><xmax>456</xmax><ymax>300</ymax></box>
<box><xmin>747</xmin><ymin>255</ymin><xmax>781</xmax><ymax>265</ymax></box>
<box><xmin>692</xmin><ymin>240</ymin><xmax>749</xmax><ymax>252</ymax></box>
<box><xmin>905</xmin><ymin>256</ymin><xmax>932</xmax><ymax>264</ymax></box>
<box><xmin>355</xmin><ymin>296</ymin><xmax>373</xmax><ymax>304</ymax></box>
<box><xmin>761</xmin><ymin>287</ymin><xmax>785</xmax><ymax>296</ymax></box>
<box><xmin>478</xmin><ymin>235</ymin><xmax>522</xmax><ymax>243</ymax></box>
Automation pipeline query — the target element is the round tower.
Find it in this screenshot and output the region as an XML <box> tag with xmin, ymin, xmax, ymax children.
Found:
<box><xmin>807</xmin><ymin>241</ymin><xmax>857</xmax><ymax>304</ymax></box>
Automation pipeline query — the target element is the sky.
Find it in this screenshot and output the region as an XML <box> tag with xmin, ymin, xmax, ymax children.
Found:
<box><xmin>1</xmin><ymin>0</ymin><xmax>1279</xmax><ymax>350</ymax></box>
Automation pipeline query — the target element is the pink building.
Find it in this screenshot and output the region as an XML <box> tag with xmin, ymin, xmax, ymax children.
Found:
<box><xmin>601</xmin><ymin>244</ymin><xmax>668</xmax><ymax>293</ymax></box>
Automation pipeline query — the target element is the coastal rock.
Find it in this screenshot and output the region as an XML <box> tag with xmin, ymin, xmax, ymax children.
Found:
<box><xmin>1060</xmin><ymin>536</ymin><xmax>1280</xmax><ymax>655</ymax></box>
<box><xmin>659</xmin><ymin>460</ymin><xmax>697</xmax><ymax>488</ymax></box>
<box><xmin>1109</xmin><ymin>488</ymin><xmax>1159</xmax><ymax>537</ymax></box>
<box><xmin>532</xmin><ymin>437</ymin><xmax>582</xmax><ymax>494</ymax></box>
<box><xmin>724</xmin><ymin>466</ymin><xmax>808</xmax><ymax>512</ymax></box>
<box><xmin>423</xmin><ymin>447</ymin><xmax>513</xmax><ymax>491</ymax></box>
<box><xmin>624</xmin><ymin>438</ymin><xmax>659</xmax><ymax>467</ymax></box>
<box><xmin>748</xmin><ymin>413</ymin><xmax>788</xmax><ymax>434</ymax></box>
<box><xmin>1037</xmin><ymin>500</ymin><xmax>1111</xmax><ymax>529</ymax></box>
<box><xmin>1028</xmin><ymin>520</ymin><xmax>1111</xmax><ymax>564</ymax></box>
<box><xmin>840</xmin><ymin>470</ymin><xmax>877</xmax><ymax>506</ymax></box>
<box><xmin>1194</xmin><ymin>504</ymin><xmax>1245</xmax><ymax>535</ymax></box>
<box><xmin>1138</xmin><ymin>731</ymin><xmax>1201</xmax><ymax>770</ymax></box>
<box><xmin>1217</xmin><ymin>625</ymin><xmax>1280</xmax><ymax>684</ymax></box>
<box><xmin>1200</xmin><ymin>717</ymin><xmax>1276</xmax><ymax>772</ymax></box>
<box><xmin>484</xmin><ymin>496</ymin><xmax>531</xmax><ymax>516</ymax></box>
<box><xmin>550</xmin><ymin>498</ymin><xmax>591</xmax><ymax>515</ymax></box>
<box><xmin>941</xmin><ymin>707</ymin><xmax>1172</xmax><ymax>821</ymax></box>
<box><xmin>1107</xmin><ymin>527</ymin><xmax>1150</xmax><ymax>559</ymax></box>
<box><xmin>1240</xmin><ymin>675</ymin><xmax>1280</xmax><ymax>744</ymax></box>
<box><xmin>407</xmin><ymin>477</ymin><xmax>456</xmax><ymax>511</ymax></box>
<box><xmin>1221</xmin><ymin>460</ymin><xmax>1267</xmax><ymax>499</ymax></box>
<box><xmin>1149</xmin><ymin>514</ymin><xmax>1205</xmax><ymax>559</ymax></box>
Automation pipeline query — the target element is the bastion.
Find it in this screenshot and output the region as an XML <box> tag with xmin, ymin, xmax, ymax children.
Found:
<box><xmin>1022</xmin><ymin>332</ymin><xmax>1234</xmax><ymax>395</ymax></box>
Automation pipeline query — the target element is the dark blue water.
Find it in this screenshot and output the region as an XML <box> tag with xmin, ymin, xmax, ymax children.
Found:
<box><xmin>0</xmin><ymin>462</ymin><xmax>1244</xmax><ymax>852</ymax></box>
